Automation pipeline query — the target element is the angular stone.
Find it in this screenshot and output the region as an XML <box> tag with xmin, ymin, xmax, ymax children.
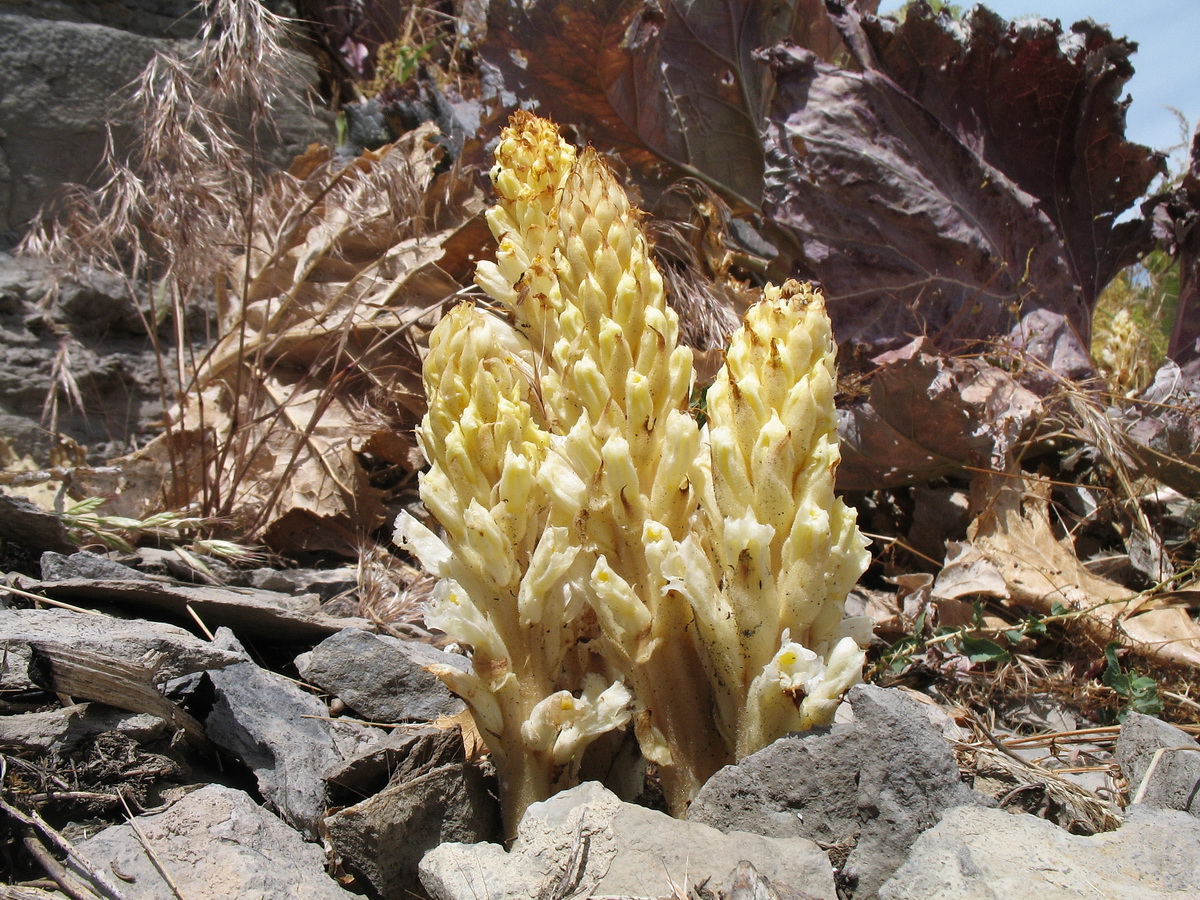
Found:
<box><xmin>1116</xmin><ymin>712</ymin><xmax>1200</xmax><ymax>816</ymax></box>
<box><xmin>420</xmin><ymin>781</ymin><xmax>836</xmax><ymax>900</ymax></box>
<box><xmin>77</xmin><ymin>784</ymin><xmax>355</xmax><ymax>899</ymax></box>
<box><xmin>249</xmin><ymin>566</ymin><xmax>359</xmax><ymax>601</ymax></box>
<box><xmin>0</xmin><ymin>494</ymin><xmax>75</xmax><ymax>554</ymax></box>
<box><xmin>204</xmin><ymin>630</ymin><xmax>344</xmax><ymax>838</ymax></box>
<box><xmin>41</xmin><ymin>550</ymin><xmax>152</xmax><ymax>582</ymax></box>
<box><xmin>687</xmin><ymin>684</ymin><xmax>988</xmax><ymax>897</ymax></box>
<box><xmin>325</xmin><ymin>727</ymin><xmax>500</xmax><ymax>899</ymax></box>
<box><xmin>295</xmin><ymin>627</ymin><xmax>466</xmax><ymax>723</ymax></box>
<box><xmin>878</xmin><ymin>804</ymin><xmax>1200</xmax><ymax>900</ymax></box>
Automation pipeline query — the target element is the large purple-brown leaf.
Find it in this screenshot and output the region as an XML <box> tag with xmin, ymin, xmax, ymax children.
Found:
<box><xmin>864</xmin><ymin>5</ymin><xmax>1162</xmax><ymax>309</ymax></box>
<box><xmin>761</xmin><ymin>3</ymin><xmax>1163</xmax><ymax>360</ymax></box>
<box><xmin>1148</xmin><ymin>125</ymin><xmax>1200</xmax><ymax>377</ymax></box>
<box><xmin>762</xmin><ymin>42</ymin><xmax>1078</xmax><ymax>356</ymax></box>
<box><xmin>483</xmin><ymin>0</ymin><xmax>877</xmax><ymax>209</ymax></box>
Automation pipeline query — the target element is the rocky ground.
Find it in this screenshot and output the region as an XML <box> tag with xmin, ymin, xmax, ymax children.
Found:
<box><xmin>3</xmin><ymin>532</ymin><xmax>1200</xmax><ymax>899</ymax></box>
<box><xmin>3</xmin><ymin>0</ymin><xmax>1200</xmax><ymax>897</ymax></box>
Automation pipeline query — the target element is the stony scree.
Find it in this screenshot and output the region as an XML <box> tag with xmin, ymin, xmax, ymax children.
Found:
<box><xmin>77</xmin><ymin>783</ymin><xmax>356</xmax><ymax>900</ymax></box>
<box><xmin>202</xmin><ymin>628</ymin><xmax>373</xmax><ymax>839</ymax></box>
<box><xmin>686</xmin><ymin>683</ymin><xmax>989</xmax><ymax>897</ymax></box>
<box><xmin>419</xmin><ymin>780</ymin><xmax>838</xmax><ymax>900</ymax></box>
<box><xmin>324</xmin><ymin>726</ymin><xmax>500</xmax><ymax>900</ymax></box>
<box><xmin>877</xmin><ymin>804</ymin><xmax>1200</xmax><ymax>900</ymax></box>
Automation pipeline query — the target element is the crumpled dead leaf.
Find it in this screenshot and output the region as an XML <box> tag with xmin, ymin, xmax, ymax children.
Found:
<box><xmin>1111</xmin><ymin>360</ymin><xmax>1200</xmax><ymax>495</ymax></box>
<box><xmin>82</xmin><ymin>126</ymin><xmax>485</xmax><ymax>553</ymax></box>
<box><xmin>968</xmin><ymin>472</ymin><xmax>1200</xmax><ymax>669</ymax></box>
<box><xmin>837</xmin><ymin>337</ymin><xmax>1042</xmax><ymax>491</ymax></box>
<box><xmin>762</xmin><ymin>5</ymin><xmax>1162</xmax><ymax>362</ymax></box>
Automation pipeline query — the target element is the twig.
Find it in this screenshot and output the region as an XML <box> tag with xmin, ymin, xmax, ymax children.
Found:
<box><xmin>119</xmin><ymin>793</ymin><xmax>186</xmax><ymax>900</ymax></box>
<box><xmin>19</xmin><ymin>829</ymin><xmax>100</xmax><ymax>900</ymax></box>
<box><xmin>0</xmin><ymin>796</ymin><xmax>130</xmax><ymax>900</ymax></box>
<box><xmin>0</xmin><ymin>580</ymin><xmax>103</xmax><ymax>616</ymax></box>
<box><xmin>967</xmin><ymin>714</ymin><xmax>1052</xmax><ymax>774</ymax></box>
<box><xmin>1</xmin><ymin>882</ymin><xmax>80</xmax><ymax>899</ymax></box>
<box><xmin>184</xmin><ymin>602</ymin><xmax>215</xmax><ymax>641</ymax></box>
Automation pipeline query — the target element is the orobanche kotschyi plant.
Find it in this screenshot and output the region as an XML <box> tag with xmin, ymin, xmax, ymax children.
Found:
<box><xmin>395</xmin><ymin>112</ymin><xmax>871</xmax><ymax>832</ymax></box>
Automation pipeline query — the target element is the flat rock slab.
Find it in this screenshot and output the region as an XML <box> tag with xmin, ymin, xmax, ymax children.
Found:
<box><xmin>78</xmin><ymin>784</ymin><xmax>355</xmax><ymax>899</ymax></box>
<box><xmin>20</xmin><ymin>578</ymin><xmax>369</xmax><ymax>641</ymax></box>
<box><xmin>295</xmin><ymin>627</ymin><xmax>466</xmax><ymax>722</ymax></box>
<box><xmin>420</xmin><ymin>781</ymin><xmax>837</xmax><ymax>900</ymax></box>
<box><xmin>878</xmin><ymin>804</ymin><xmax>1200</xmax><ymax>899</ymax></box>
<box><xmin>0</xmin><ymin>607</ymin><xmax>239</xmax><ymax>681</ymax></box>
<box><xmin>687</xmin><ymin>684</ymin><xmax>987</xmax><ymax>897</ymax></box>
<box><xmin>0</xmin><ymin>702</ymin><xmax>169</xmax><ymax>752</ymax></box>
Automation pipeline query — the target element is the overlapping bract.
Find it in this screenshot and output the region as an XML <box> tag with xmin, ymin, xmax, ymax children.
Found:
<box><xmin>395</xmin><ymin>112</ymin><xmax>870</xmax><ymax>830</ymax></box>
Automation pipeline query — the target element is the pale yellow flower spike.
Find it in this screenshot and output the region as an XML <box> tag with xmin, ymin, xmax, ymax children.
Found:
<box><xmin>702</xmin><ymin>280</ymin><xmax>871</xmax><ymax>759</ymax></box>
<box><xmin>475</xmin><ymin>110</ymin><xmax>576</xmax><ymax>365</ymax></box>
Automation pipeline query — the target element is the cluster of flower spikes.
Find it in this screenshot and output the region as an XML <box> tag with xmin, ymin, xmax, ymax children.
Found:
<box><xmin>396</xmin><ymin>111</ymin><xmax>871</xmax><ymax>832</ymax></box>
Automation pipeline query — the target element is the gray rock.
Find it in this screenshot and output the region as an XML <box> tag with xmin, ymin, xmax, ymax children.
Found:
<box><xmin>877</xmin><ymin>804</ymin><xmax>1200</xmax><ymax>900</ymax></box>
<box><xmin>0</xmin><ymin>702</ymin><xmax>168</xmax><ymax>752</ymax></box>
<box><xmin>325</xmin><ymin>726</ymin><xmax>500</xmax><ymax>899</ymax></box>
<box><xmin>325</xmin><ymin>724</ymin><xmax>441</xmax><ymax>795</ymax></box>
<box><xmin>0</xmin><ymin>251</ymin><xmax>178</xmax><ymax>460</ymax></box>
<box><xmin>0</xmin><ymin>607</ymin><xmax>242</xmax><ymax>684</ymax></box>
<box><xmin>0</xmin><ymin>7</ymin><xmax>334</xmax><ymax>242</ymax></box>
<box><xmin>249</xmin><ymin>565</ymin><xmax>359</xmax><ymax>601</ymax></box>
<box><xmin>41</xmin><ymin>550</ymin><xmax>151</xmax><ymax>582</ymax></box>
<box><xmin>0</xmin><ymin>493</ymin><xmax>75</xmax><ymax>554</ymax></box>
<box><xmin>1116</xmin><ymin>712</ymin><xmax>1200</xmax><ymax>816</ymax></box>
<box><xmin>0</xmin><ymin>639</ymin><xmax>37</xmax><ymax>691</ymax></box>
<box><xmin>204</xmin><ymin>634</ymin><xmax>346</xmax><ymax>838</ymax></box>
<box><xmin>77</xmin><ymin>783</ymin><xmax>355</xmax><ymax>899</ymax></box>
<box><xmin>4</xmin><ymin>0</ymin><xmax>206</xmax><ymax>39</ymax></box>
<box><xmin>419</xmin><ymin>781</ymin><xmax>837</xmax><ymax>900</ymax></box>
<box><xmin>687</xmin><ymin>684</ymin><xmax>988</xmax><ymax>898</ymax></box>
<box><xmin>0</xmin><ymin>13</ymin><xmax>168</xmax><ymax>238</ymax></box>
<box><xmin>295</xmin><ymin>627</ymin><xmax>467</xmax><ymax>723</ymax></box>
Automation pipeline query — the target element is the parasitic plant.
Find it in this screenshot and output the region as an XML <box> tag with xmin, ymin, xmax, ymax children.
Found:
<box><xmin>395</xmin><ymin>112</ymin><xmax>870</xmax><ymax>832</ymax></box>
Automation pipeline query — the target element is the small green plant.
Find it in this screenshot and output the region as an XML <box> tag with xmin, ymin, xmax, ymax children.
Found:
<box><xmin>874</xmin><ymin>600</ymin><xmax>1079</xmax><ymax>675</ymax></box>
<box><xmin>1101</xmin><ymin>642</ymin><xmax>1163</xmax><ymax>721</ymax></box>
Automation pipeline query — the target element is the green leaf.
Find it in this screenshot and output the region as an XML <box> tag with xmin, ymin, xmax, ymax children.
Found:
<box><xmin>961</xmin><ymin>635</ymin><xmax>1011</xmax><ymax>663</ymax></box>
<box><xmin>1101</xmin><ymin>641</ymin><xmax>1164</xmax><ymax>719</ymax></box>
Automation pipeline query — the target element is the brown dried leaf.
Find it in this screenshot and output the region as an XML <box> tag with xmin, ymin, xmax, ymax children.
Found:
<box><xmin>837</xmin><ymin>338</ymin><xmax>1041</xmax><ymax>490</ymax></box>
<box><xmin>96</xmin><ymin>128</ymin><xmax>485</xmax><ymax>552</ymax></box>
<box><xmin>969</xmin><ymin>474</ymin><xmax>1200</xmax><ymax>669</ymax></box>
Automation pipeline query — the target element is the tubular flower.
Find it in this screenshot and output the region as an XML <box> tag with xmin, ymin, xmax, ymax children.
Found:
<box><xmin>396</xmin><ymin>114</ymin><xmax>871</xmax><ymax>833</ymax></box>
